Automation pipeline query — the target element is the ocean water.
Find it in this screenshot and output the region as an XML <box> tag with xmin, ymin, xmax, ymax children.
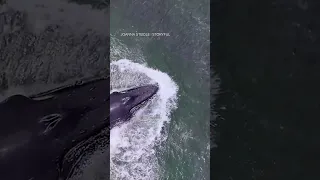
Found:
<box><xmin>110</xmin><ymin>0</ymin><xmax>211</xmax><ymax>179</ymax></box>
<box><xmin>0</xmin><ymin>0</ymin><xmax>210</xmax><ymax>179</ymax></box>
<box><xmin>110</xmin><ymin>59</ymin><xmax>178</xmax><ymax>180</ymax></box>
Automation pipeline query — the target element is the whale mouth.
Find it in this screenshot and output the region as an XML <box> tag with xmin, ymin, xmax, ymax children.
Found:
<box><xmin>112</xmin><ymin>84</ymin><xmax>159</xmax><ymax>116</ymax></box>
<box><xmin>129</xmin><ymin>97</ymin><xmax>153</xmax><ymax>114</ymax></box>
<box><xmin>124</xmin><ymin>84</ymin><xmax>159</xmax><ymax>113</ymax></box>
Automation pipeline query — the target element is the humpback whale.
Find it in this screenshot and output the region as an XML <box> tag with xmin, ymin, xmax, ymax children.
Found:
<box><xmin>0</xmin><ymin>77</ymin><xmax>109</xmax><ymax>180</ymax></box>
<box><xmin>0</xmin><ymin>77</ymin><xmax>159</xmax><ymax>180</ymax></box>
<box><xmin>110</xmin><ymin>84</ymin><xmax>159</xmax><ymax>128</ymax></box>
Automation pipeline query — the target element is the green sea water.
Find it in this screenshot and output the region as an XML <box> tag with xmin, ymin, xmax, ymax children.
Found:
<box><xmin>110</xmin><ymin>0</ymin><xmax>210</xmax><ymax>179</ymax></box>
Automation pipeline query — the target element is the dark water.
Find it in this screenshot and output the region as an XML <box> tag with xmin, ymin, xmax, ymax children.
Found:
<box><xmin>212</xmin><ymin>0</ymin><xmax>320</xmax><ymax>179</ymax></box>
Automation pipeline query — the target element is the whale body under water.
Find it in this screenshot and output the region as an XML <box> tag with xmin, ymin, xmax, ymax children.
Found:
<box><xmin>0</xmin><ymin>77</ymin><xmax>158</xmax><ymax>180</ymax></box>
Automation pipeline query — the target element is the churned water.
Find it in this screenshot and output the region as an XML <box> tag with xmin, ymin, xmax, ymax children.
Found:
<box><xmin>110</xmin><ymin>59</ymin><xmax>178</xmax><ymax>180</ymax></box>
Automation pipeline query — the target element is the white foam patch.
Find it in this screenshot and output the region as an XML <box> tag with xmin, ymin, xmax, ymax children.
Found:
<box><xmin>110</xmin><ymin>59</ymin><xmax>178</xmax><ymax>180</ymax></box>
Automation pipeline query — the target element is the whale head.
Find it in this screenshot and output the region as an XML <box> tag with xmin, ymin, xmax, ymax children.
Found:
<box><xmin>110</xmin><ymin>84</ymin><xmax>159</xmax><ymax>128</ymax></box>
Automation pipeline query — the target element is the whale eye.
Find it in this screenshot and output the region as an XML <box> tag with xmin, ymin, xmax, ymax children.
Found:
<box><xmin>39</xmin><ymin>113</ymin><xmax>63</xmax><ymax>135</ymax></box>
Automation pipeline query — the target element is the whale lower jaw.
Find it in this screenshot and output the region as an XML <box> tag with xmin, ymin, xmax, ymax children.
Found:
<box><xmin>129</xmin><ymin>97</ymin><xmax>152</xmax><ymax>114</ymax></box>
<box><xmin>112</xmin><ymin>98</ymin><xmax>154</xmax><ymax>129</ymax></box>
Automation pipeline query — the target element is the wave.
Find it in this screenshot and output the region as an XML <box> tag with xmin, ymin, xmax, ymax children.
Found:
<box><xmin>110</xmin><ymin>59</ymin><xmax>178</xmax><ymax>180</ymax></box>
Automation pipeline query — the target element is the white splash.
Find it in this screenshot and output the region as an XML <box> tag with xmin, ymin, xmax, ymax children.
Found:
<box><xmin>110</xmin><ymin>59</ymin><xmax>178</xmax><ymax>180</ymax></box>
